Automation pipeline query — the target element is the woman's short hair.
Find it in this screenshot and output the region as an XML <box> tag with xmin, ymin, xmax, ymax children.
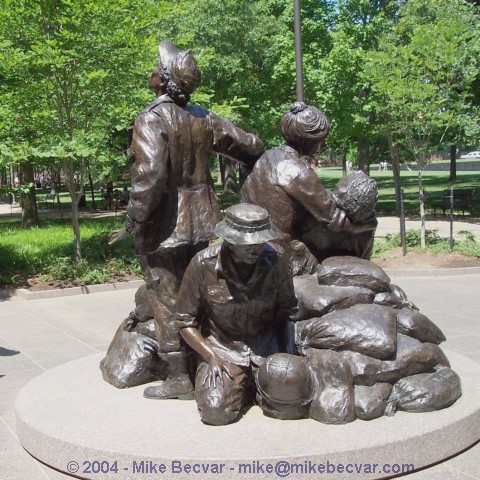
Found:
<box><xmin>280</xmin><ymin>102</ymin><xmax>330</xmax><ymax>146</ymax></box>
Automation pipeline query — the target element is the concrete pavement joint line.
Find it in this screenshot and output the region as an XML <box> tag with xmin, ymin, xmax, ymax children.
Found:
<box><xmin>35</xmin><ymin>459</ymin><xmax>55</xmax><ymax>480</ymax></box>
<box><xmin>0</xmin><ymin>417</ymin><xmax>48</xmax><ymax>480</ymax></box>
<box><xmin>1</xmin><ymin>408</ymin><xmax>59</xmax><ymax>479</ymax></box>
<box><xmin>447</xmin><ymin>464</ymin><xmax>479</xmax><ymax>480</ymax></box>
<box><xmin>0</xmin><ymin>334</ymin><xmax>48</xmax><ymax>374</ymax></box>
<box><xmin>50</xmin><ymin>297</ymin><xmax>130</xmax><ymax>327</ymax></box>
<box><xmin>37</xmin><ymin>299</ymin><xmax>117</xmax><ymax>345</ymax></box>
<box><xmin>40</xmin><ymin>320</ymin><xmax>102</xmax><ymax>354</ymax></box>
<box><xmin>25</xmin><ymin>451</ymin><xmax>52</xmax><ymax>480</ymax></box>
<box><xmin>42</xmin><ymin>318</ymin><xmax>114</xmax><ymax>344</ymax></box>
<box><xmin>383</xmin><ymin>267</ymin><xmax>480</xmax><ymax>277</ymax></box>
<box><xmin>0</xmin><ymin>414</ymin><xmax>20</xmax><ymax>442</ymax></box>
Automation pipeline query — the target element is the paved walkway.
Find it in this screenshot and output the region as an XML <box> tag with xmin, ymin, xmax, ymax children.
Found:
<box><xmin>1</xmin><ymin>202</ymin><xmax>480</xmax><ymax>478</ymax></box>
<box><xmin>1</xmin><ymin>271</ymin><xmax>479</xmax><ymax>479</ymax></box>
<box><xmin>3</xmin><ymin>201</ymin><xmax>479</xmax><ymax>239</ymax></box>
<box><xmin>0</xmin><ymin>202</ymin><xmax>122</xmax><ymax>221</ymax></box>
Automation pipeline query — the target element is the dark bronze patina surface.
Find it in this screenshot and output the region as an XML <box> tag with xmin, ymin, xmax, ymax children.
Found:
<box><xmin>101</xmin><ymin>42</ymin><xmax>461</xmax><ymax>426</ymax></box>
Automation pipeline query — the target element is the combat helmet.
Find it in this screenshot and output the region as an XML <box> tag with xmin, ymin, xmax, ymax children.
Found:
<box><xmin>256</xmin><ymin>353</ymin><xmax>316</xmax><ymax>408</ymax></box>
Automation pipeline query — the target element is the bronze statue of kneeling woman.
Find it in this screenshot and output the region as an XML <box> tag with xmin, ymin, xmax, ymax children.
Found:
<box><xmin>176</xmin><ymin>204</ymin><xmax>298</xmax><ymax>426</ymax></box>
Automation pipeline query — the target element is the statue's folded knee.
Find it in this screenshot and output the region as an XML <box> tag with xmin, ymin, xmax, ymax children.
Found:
<box><xmin>195</xmin><ymin>363</ymin><xmax>245</xmax><ymax>426</ymax></box>
<box><xmin>198</xmin><ymin>398</ymin><xmax>242</xmax><ymax>426</ymax></box>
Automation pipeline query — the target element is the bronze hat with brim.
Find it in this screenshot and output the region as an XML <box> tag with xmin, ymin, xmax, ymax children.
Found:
<box><xmin>214</xmin><ymin>204</ymin><xmax>280</xmax><ymax>245</ymax></box>
<box><xmin>158</xmin><ymin>40</ymin><xmax>201</xmax><ymax>94</ymax></box>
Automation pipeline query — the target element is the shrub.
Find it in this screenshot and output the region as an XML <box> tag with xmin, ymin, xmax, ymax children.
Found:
<box><xmin>373</xmin><ymin>229</ymin><xmax>480</xmax><ymax>257</ymax></box>
<box><xmin>0</xmin><ymin>217</ymin><xmax>141</xmax><ymax>287</ymax></box>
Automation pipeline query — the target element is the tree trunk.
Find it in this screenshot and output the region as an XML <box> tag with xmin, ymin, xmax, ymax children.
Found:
<box><xmin>71</xmin><ymin>199</ymin><xmax>82</xmax><ymax>261</ymax></box>
<box><xmin>0</xmin><ymin>168</ymin><xmax>7</xmax><ymax>187</ymax></box>
<box><xmin>52</xmin><ymin>173</ymin><xmax>64</xmax><ymax>219</ymax></box>
<box><xmin>238</xmin><ymin>163</ymin><xmax>251</xmax><ymax>187</ymax></box>
<box><xmin>449</xmin><ymin>144</ymin><xmax>457</xmax><ymax>182</ymax></box>
<box><xmin>357</xmin><ymin>138</ymin><xmax>370</xmax><ymax>175</ymax></box>
<box><xmin>18</xmin><ymin>161</ymin><xmax>40</xmax><ymax>228</ymax></box>
<box><xmin>417</xmin><ymin>163</ymin><xmax>426</xmax><ymax>249</ymax></box>
<box><xmin>387</xmin><ymin>131</ymin><xmax>402</xmax><ymax>216</ymax></box>
<box><xmin>222</xmin><ymin>158</ymin><xmax>238</xmax><ymax>193</ymax></box>
<box><xmin>87</xmin><ymin>160</ymin><xmax>96</xmax><ymax>210</ymax></box>
<box><xmin>341</xmin><ymin>147</ymin><xmax>347</xmax><ymax>176</ymax></box>
<box><xmin>63</xmin><ymin>158</ymin><xmax>83</xmax><ymax>261</ymax></box>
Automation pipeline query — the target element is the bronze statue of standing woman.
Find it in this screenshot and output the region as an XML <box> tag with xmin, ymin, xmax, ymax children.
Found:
<box><xmin>103</xmin><ymin>41</ymin><xmax>264</xmax><ymax>397</ymax></box>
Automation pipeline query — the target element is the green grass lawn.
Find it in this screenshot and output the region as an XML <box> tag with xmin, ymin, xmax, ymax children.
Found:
<box><xmin>217</xmin><ymin>168</ymin><xmax>480</xmax><ymax>216</ymax></box>
<box><xmin>0</xmin><ymin>217</ymin><xmax>141</xmax><ymax>287</ymax></box>
<box><xmin>35</xmin><ymin>189</ymin><xmax>119</xmax><ymax>211</ymax></box>
<box><xmin>30</xmin><ymin>167</ymin><xmax>480</xmax><ymax>216</ymax></box>
<box><xmin>1</xmin><ymin>167</ymin><xmax>478</xmax><ymax>288</ymax></box>
<box><xmin>316</xmin><ymin>168</ymin><xmax>479</xmax><ymax>216</ymax></box>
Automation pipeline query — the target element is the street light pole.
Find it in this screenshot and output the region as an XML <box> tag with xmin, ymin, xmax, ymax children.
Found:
<box><xmin>293</xmin><ymin>0</ymin><xmax>304</xmax><ymax>102</ymax></box>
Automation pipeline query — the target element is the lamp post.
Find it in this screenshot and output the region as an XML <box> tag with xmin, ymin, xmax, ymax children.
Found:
<box><xmin>293</xmin><ymin>0</ymin><xmax>304</xmax><ymax>102</ymax></box>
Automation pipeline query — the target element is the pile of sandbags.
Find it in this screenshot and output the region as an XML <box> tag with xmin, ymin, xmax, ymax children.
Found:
<box><xmin>296</xmin><ymin>304</ymin><xmax>397</xmax><ymax>359</ymax></box>
<box><xmin>292</xmin><ymin>256</ymin><xmax>461</xmax><ymax>424</ymax></box>
<box><xmin>100</xmin><ymin>284</ymin><xmax>166</xmax><ymax>388</ymax></box>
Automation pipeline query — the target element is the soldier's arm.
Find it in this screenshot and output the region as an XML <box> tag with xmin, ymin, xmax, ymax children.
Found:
<box><xmin>283</xmin><ymin>166</ymin><xmax>337</xmax><ymax>226</ymax></box>
<box><xmin>176</xmin><ymin>256</ymin><xmax>233</xmax><ymax>387</ymax></box>
<box><xmin>209</xmin><ymin>112</ymin><xmax>265</xmax><ymax>168</ymax></box>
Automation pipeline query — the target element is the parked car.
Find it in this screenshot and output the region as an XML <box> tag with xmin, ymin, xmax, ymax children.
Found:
<box><xmin>460</xmin><ymin>151</ymin><xmax>480</xmax><ymax>159</ymax></box>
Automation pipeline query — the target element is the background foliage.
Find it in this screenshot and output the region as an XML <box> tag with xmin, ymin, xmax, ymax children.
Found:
<box><xmin>2</xmin><ymin>0</ymin><xmax>478</xmax><ymax>176</ymax></box>
<box><xmin>0</xmin><ymin>0</ymin><xmax>479</xmax><ymax>268</ymax></box>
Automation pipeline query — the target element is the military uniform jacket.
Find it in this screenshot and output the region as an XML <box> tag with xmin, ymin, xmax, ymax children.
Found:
<box><xmin>127</xmin><ymin>95</ymin><xmax>264</xmax><ymax>255</ymax></box>
<box><xmin>240</xmin><ymin>144</ymin><xmax>337</xmax><ymax>241</ymax></box>
<box><xmin>176</xmin><ymin>242</ymin><xmax>297</xmax><ymax>367</ymax></box>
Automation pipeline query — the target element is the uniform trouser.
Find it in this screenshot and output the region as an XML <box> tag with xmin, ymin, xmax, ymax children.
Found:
<box><xmin>139</xmin><ymin>242</ymin><xmax>208</xmax><ymax>354</ymax></box>
<box><xmin>194</xmin><ymin>361</ymin><xmax>256</xmax><ymax>426</ymax></box>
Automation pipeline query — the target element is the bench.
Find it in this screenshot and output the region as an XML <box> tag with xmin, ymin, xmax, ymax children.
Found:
<box><xmin>429</xmin><ymin>189</ymin><xmax>477</xmax><ymax>217</ymax></box>
<box><xmin>38</xmin><ymin>192</ymin><xmax>57</xmax><ymax>209</ymax></box>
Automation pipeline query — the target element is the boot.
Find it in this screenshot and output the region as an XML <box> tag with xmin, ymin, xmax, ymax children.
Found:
<box><xmin>144</xmin><ymin>352</ymin><xmax>194</xmax><ymax>400</ymax></box>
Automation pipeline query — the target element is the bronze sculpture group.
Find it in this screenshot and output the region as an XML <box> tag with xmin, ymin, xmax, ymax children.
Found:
<box><xmin>101</xmin><ymin>40</ymin><xmax>461</xmax><ymax>426</ymax></box>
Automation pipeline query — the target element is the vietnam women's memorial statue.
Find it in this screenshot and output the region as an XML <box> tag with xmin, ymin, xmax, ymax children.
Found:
<box><xmin>15</xmin><ymin>35</ymin><xmax>479</xmax><ymax>480</ymax></box>
<box><xmin>100</xmin><ymin>95</ymin><xmax>463</xmax><ymax>426</ymax></box>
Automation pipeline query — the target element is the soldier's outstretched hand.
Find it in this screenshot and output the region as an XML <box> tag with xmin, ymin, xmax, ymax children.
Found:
<box><xmin>108</xmin><ymin>227</ymin><xmax>129</xmax><ymax>245</ymax></box>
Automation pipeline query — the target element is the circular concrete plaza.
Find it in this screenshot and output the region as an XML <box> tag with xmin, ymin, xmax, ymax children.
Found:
<box><xmin>16</xmin><ymin>351</ymin><xmax>480</xmax><ymax>480</ymax></box>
